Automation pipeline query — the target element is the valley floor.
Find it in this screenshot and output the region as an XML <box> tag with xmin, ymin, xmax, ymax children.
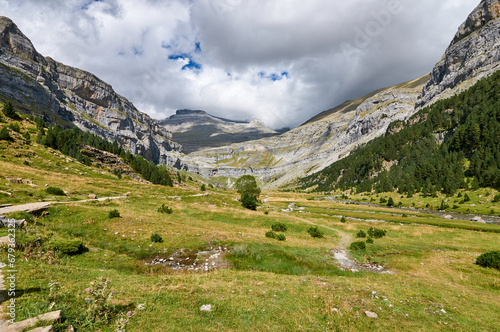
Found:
<box><xmin>0</xmin><ymin>137</ymin><xmax>499</xmax><ymax>331</ymax></box>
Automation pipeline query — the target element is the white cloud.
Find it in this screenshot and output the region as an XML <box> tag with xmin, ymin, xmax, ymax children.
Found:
<box><xmin>0</xmin><ymin>0</ymin><xmax>479</xmax><ymax>128</ymax></box>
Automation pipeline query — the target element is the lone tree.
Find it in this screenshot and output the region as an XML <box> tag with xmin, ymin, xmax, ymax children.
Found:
<box><xmin>235</xmin><ymin>175</ymin><xmax>261</xmax><ymax>210</ymax></box>
<box><xmin>2</xmin><ymin>102</ymin><xmax>20</xmax><ymax>120</ymax></box>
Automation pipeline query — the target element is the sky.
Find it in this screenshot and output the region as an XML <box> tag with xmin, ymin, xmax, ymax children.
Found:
<box><xmin>1</xmin><ymin>0</ymin><xmax>479</xmax><ymax>129</ymax></box>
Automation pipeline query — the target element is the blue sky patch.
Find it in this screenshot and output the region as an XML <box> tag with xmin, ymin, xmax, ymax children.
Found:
<box><xmin>259</xmin><ymin>71</ymin><xmax>289</xmax><ymax>81</ymax></box>
<box><xmin>168</xmin><ymin>54</ymin><xmax>202</xmax><ymax>71</ymax></box>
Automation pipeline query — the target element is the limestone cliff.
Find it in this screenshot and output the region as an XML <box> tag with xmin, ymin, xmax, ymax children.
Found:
<box><xmin>0</xmin><ymin>16</ymin><xmax>182</xmax><ymax>164</ymax></box>
<box><xmin>178</xmin><ymin>76</ymin><xmax>428</xmax><ymax>188</ymax></box>
<box><xmin>419</xmin><ymin>0</ymin><xmax>500</xmax><ymax>107</ymax></box>
<box><xmin>159</xmin><ymin>110</ymin><xmax>278</xmax><ymax>153</ymax></box>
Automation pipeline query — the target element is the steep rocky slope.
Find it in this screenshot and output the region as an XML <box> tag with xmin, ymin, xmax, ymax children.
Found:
<box><xmin>159</xmin><ymin>110</ymin><xmax>277</xmax><ymax>153</ymax></box>
<box><xmin>419</xmin><ymin>0</ymin><xmax>500</xmax><ymax>107</ymax></box>
<box><xmin>179</xmin><ymin>76</ymin><xmax>428</xmax><ymax>187</ymax></box>
<box><xmin>0</xmin><ymin>16</ymin><xmax>181</xmax><ymax>164</ymax></box>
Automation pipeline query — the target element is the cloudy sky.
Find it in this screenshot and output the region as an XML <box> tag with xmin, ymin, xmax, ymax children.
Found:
<box><xmin>1</xmin><ymin>0</ymin><xmax>479</xmax><ymax>129</ymax></box>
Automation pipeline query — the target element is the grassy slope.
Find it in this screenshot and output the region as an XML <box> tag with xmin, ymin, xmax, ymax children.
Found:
<box><xmin>0</xmin><ymin>117</ymin><xmax>499</xmax><ymax>331</ymax></box>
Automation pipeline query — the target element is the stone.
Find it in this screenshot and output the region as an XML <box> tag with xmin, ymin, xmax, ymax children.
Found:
<box><xmin>2</xmin><ymin>310</ymin><xmax>61</xmax><ymax>332</ymax></box>
<box><xmin>200</xmin><ymin>304</ymin><xmax>212</xmax><ymax>312</ymax></box>
<box><xmin>88</xmin><ymin>194</ymin><xmax>97</xmax><ymax>199</ymax></box>
<box><xmin>29</xmin><ymin>327</ymin><xmax>54</xmax><ymax>332</ymax></box>
<box><xmin>470</xmin><ymin>216</ymin><xmax>485</xmax><ymax>223</ymax></box>
<box><xmin>364</xmin><ymin>310</ymin><xmax>378</xmax><ymax>319</ymax></box>
<box><xmin>443</xmin><ymin>215</ymin><xmax>453</xmax><ymax>220</ymax></box>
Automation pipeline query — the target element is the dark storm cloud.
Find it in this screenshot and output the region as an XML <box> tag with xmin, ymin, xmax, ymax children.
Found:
<box><xmin>0</xmin><ymin>0</ymin><xmax>479</xmax><ymax>128</ymax></box>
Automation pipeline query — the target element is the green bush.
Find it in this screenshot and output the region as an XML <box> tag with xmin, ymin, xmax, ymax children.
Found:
<box><xmin>241</xmin><ymin>192</ymin><xmax>258</xmax><ymax>210</ymax></box>
<box><xmin>463</xmin><ymin>193</ymin><xmax>471</xmax><ymax>202</ymax></box>
<box><xmin>340</xmin><ymin>216</ymin><xmax>347</xmax><ymax>223</ymax></box>
<box><xmin>157</xmin><ymin>204</ymin><xmax>173</xmax><ymax>214</ymax></box>
<box><xmin>271</xmin><ymin>222</ymin><xmax>287</xmax><ymax>232</ymax></box>
<box><xmin>350</xmin><ymin>241</ymin><xmax>366</xmax><ymax>251</ymax></box>
<box><xmin>367</xmin><ymin>227</ymin><xmax>387</xmax><ymax>239</ymax></box>
<box><xmin>492</xmin><ymin>193</ymin><xmax>500</xmax><ymax>203</ymax></box>
<box><xmin>2</xmin><ymin>102</ymin><xmax>21</xmax><ymax>120</ymax></box>
<box><xmin>150</xmin><ymin>233</ymin><xmax>163</xmax><ymax>243</ymax></box>
<box><xmin>50</xmin><ymin>239</ymin><xmax>85</xmax><ymax>255</ymax></box>
<box><xmin>379</xmin><ymin>197</ymin><xmax>387</xmax><ymax>204</ymax></box>
<box><xmin>45</xmin><ymin>186</ymin><xmax>66</xmax><ymax>196</ymax></box>
<box><xmin>7</xmin><ymin>211</ymin><xmax>34</xmax><ymax>223</ymax></box>
<box><xmin>0</xmin><ymin>127</ymin><xmax>13</xmax><ymax>142</ymax></box>
<box><xmin>307</xmin><ymin>226</ymin><xmax>324</xmax><ymax>238</ymax></box>
<box><xmin>476</xmin><ymin>251</ymin><xmax>500</xmax><ymax>270</ymax></box>
<box><xmin>265</xmin><ymin>231</ymin><xmax>276</xmax><ymax>239</ymax></box>
<box><xmin>8</xmin><ymin>122</ymin><xmax>20</xmax><ymax>133</ymax></box>
<box><xmin>366</xmin><ymin>238</ymin><xmax>374</xmax><ymax>244</ymax></box>
<box><xmin>201</xmin><ymin>184</ymin><xmax>206</xmax><ymax>191</ymax></box>
<box><xmin>387</xmin><ymin>197</ymin><xmax>395</xmax><ymax>207</ymax></box>
<box><xmin>275</xmin><ymin>233</ymin><xmax>286</xmax><ymax>241</ymax></box>
<box><xmin>356</xmin><ymin>230</ymin><xmax>366</xmax><ymax>238</ymax></box>
<box><xmin>108</xmin><ymin>209</ymin><xmax>120</xmax><ymax>219</ymax></box>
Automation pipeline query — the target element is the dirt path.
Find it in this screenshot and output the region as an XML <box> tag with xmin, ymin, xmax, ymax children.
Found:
<box><xmin>287</xmin><ymin>213</ymin><xmax>394</xmax><ymax>274</ymax></box>
<box><xmin>0</xmin><ymin>196</ymin><xmax>126</xmax><ymax>215</ymax></box>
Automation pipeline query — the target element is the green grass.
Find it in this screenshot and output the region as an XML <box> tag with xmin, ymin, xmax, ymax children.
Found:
<box><xmin>0</xmin><ymin>119</ymin><xmax>499</xmax><ymax>331</ymax></box>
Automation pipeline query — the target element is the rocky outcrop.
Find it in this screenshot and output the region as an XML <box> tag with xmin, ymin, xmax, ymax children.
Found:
<box><xmin>178</xmin><ymin>76</ymin><xmax>427</xmax><ymax>188</ymax></box>
<box><xmin>419</xmin><ymin>0</ymin><xmax>500</xmax><ymax>107</ymax></box>
<box><xmin>0</xmin><ymin>16</ymin><xmax>182</xmax><ymax>164</ymax></box>
<box><xmin>159</xmin><ymin>109</ymin><xmax>277</xmax><ymax>153</ymax></box>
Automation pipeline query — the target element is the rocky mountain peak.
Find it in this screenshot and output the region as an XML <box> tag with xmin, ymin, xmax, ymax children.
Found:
<box><xmin>419</xmin><ymin>0</ymin><xmax>500</xmax><ymax>107</ymax></box>
<box><xmin>0</xmin><ymin>16</ymin><xmax>40</xmax><ymax>62</ymax></box>
<box><xmin>452</xmin><ymin>0</ymin><xmax>500</xmax><ymax>44</ymax></box>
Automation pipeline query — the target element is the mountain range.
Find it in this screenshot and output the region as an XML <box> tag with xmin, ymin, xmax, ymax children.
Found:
<box><xmin>0</xmin><ymin>0</ymin><xmax>499</xmax><ymax>187</ymax></box>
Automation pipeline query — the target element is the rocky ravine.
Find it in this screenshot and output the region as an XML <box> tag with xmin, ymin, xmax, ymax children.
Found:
<box><xmin>178</xmin><ymin>76</ymin><xmax>428</xmax><ymax>188</ymax></box>
<box><xmin>0</xmin><ymin>16</ymin><xmax>181</xmax><ymax>164</ymax></box>
<box><xmin>419</xmin><ymin>0</ymin><xmax>500</xmax><ymax>107</ymax></box>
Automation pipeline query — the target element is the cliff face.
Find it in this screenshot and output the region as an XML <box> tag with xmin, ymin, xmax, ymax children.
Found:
<box><xmin>0</xmin><ymin>16</ymin><xmax>182</xmax><ymax>164</ymax></box>
<box><xmin>159</xmin><ymin>109</ymin><xmax>278</xmax><ymax>153</ymax></box>
<box><xmin>178</xmin><ymin>76</ymin><xmax>427</xmax><ymax>188</ymax></box>
<box><xmin>419</xmin><ymin>0</ymin><xmax>500</xmax><ymax>107</ymax></box>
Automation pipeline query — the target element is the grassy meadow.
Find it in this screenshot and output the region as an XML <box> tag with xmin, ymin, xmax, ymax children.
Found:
<box><xmin>0</xmin><ymin>118</ymin><xmax>499</xmax><ymax>331</ymax></box>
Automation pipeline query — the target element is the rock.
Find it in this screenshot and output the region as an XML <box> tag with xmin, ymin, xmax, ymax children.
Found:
<box><xmin>364</xmin><ymin>310</ymin><xmax>378</xmax><ymax>319</ymax></box>
<box><xmin>3</xmin><ymin>310</ymin><xmax>61</xmax><ymax>332</ymax></box>
<box><xmin>0</xmin><ymin>216</ymin><xmax>26</xmax><ymax>228</ymax></box>
<box><xmin>419</xmin><ymin>0</ymin><xmax>500</xmax><ymax>108</ymax></box>
<box><xmin>88</xmin><ymin>194</ymin><xmax>97</xmax><ymax>199</ymax></box>
<box><xmin>200</xmin><ymin>304</ymin><xmax>212</xmax><ymax>312</ymax></box>
<box><xmin>443</xmin><ymin>215</ymin><xmax>453</xmax><ymax>220</ymax></box>
<box><xmin>470</xmin><ymin>216</ymin><xmax>485</xmax><ymax>223</ymax></box>
<box><xmin>29</xmin><ymin>327</ymin><xmax>54</xmax><ymax>332</ymax></box>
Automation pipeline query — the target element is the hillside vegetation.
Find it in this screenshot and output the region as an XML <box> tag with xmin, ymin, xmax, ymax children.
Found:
<box><xmin>301</xmin><ymin>70</ymin><xmax>500</xmax><ymax>195</ymax></box>
<box><xmin>0</xmin><ymin>110</ymin><xmax>499</xmax><ymax>331</ymax></box>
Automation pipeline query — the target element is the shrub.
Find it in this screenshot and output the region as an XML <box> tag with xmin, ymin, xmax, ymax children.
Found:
<box><xmin>387</xmin><ymin>197</ymin><xmax>395</xmax><ymax>207</ymax></box>
<box><xmin>275</xmin><ymin>233</ymin><xmax>286</xmax><ymax>241</ymax></box>
<box><xmin>201</xmin><ymin>184</ymin><xmax>206</xmax><ymax>191</ymax></box>
<box><xmin>264</xmin><ymin>211</ymin><xmax>269</xmax><ymax>215</ymax></box>
<box><xmin>45</xmin><ymin>186</ymin><xmax>65</xmax><ymax>196</ymax></box>
<box><xmin>108</xmin><ymin>209</ymin><xmax>120</xmax><ymax>219</ymax></box>
<box><xmin>340</xmin><ymin>216</ymin><xmax>347</xmax><ymax>223</ymax></box>
<box><xmin>271</xmin><ymin>222</ymin><xmax>287</xmax><ymax>232</ymax></box>
<box><xmin>367</xmin><ymin>227</ymin><xmax>387</xmax><ymax>239</ymax></box>
<box><xmin>356</xmin><ymin>230</ymin><xmax>366</xmax><ymax>238</ymax></box>
<box><xmin>8</xmin><ymin>122</ymin><xmax>20</xmax><ymax>133</ymax></box>
<box><xmin>241</xmin><ymin>192</ymin><xmax>258</xmax><ymax>210</ymax></box>
<box><xmin>0</xmin><ymin>127</ymin><xmax>13</xmax><ymax>141</ymax></box>
<box><xmin>492</xmin><ymin>193</ymin><xmax>500</xmax><ymax>203</ymax></box>
<box><xmin>379</xmin><ymin>197</ymin><xmax>387</xmax><ymax>204</ymax></box>
<box><xmin>475</xmin><ymin>251</ymin><xmax>500</xmax><ymax>270</ymax></box>
<box><xmin>366</xmin><ymin>237</ymin><xmax>374</xmax><ymax>244</ymax></box>
<box><xmin>463</xmin><ymin>193</ymin><xmax>471</xmax><ymax>202</ymax></box>
<box><xmin>50</xmin><ymin>239</ymin><xmax>85</xmax><ymax>255</ymax></box>
<box><xmin>231</xmin><ymin>244</ymin><xmax>249</xmax><ymax>257</ymax></box>
<box><xmin>307</xmin><ymin>226</ymin><xmax>324</xmax><ymax>238</ymax></box>
<box><xmin>265</xmin><ymin>231</ymin><xmax>276</xmax><ymax>239</ymax></box>
<box><xmin>150</xmin><ymin>233</ymin><xmax>163</xmax><ymax>243</ymax></box>
<box><xmin>157</xmin><ymin>204</ymin><xmax>173</xmax><ymax>214</ymax></box>
<box><xmin>350</xmin><ymin>241</ymin><xmax>366</xmax><ymax>251</ymax></box>
<box><xmin>439</xmin><ymin>199</ymin><xmax>450</xmax><ymax>210</ymax></box>
<box><xmin>2</xmin><ymin>102</ymin><xmax>21</xmax><ymax>120</ymax></box>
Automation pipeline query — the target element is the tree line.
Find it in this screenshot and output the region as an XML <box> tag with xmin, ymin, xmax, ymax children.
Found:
<box><xmin>301</xmin><ymin>70</ymin><xmax>500</xmax><ymax>195</ymax></box>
